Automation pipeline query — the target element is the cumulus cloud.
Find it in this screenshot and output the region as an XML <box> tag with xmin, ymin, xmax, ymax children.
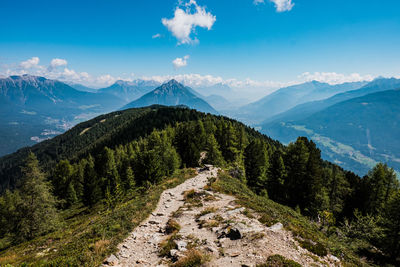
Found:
<box><xmin>20</xmin><ymin>57</ymin><xmax>40</xmax><ymax>69</ymax></box>
<box><xmin>172</xmin><ymin>55</ymin><xmax>190</xmax><ymax>69</ymax></box>
<box><xmin>299</xmin><ymin>72</ymin><xmax>375</xmax><ymax>84</ymax></box>
<box><xmin>152</xmin><ymin>33</ymin><xmax>162</xmax><ymax>39</ymax></box>
<box><xmin>271</xmin><ymin>0</ymin><xmax>294</xmax><ymax>12</ymax></box>
<box><xmin>48</xmin><ymin>58</ymin><xmax>68</xmax><ymax>71</ymax></box>
<box><xmin>253</xmin><ymin>0</ymin><xmax>294</xmax><ymax>12</ymax></box>
<box><xmin>162</xmin><ymin>0</ymin><xmax>216</xmax><ymax>44</ymax></box>
<box><xmin>50</xmin><ymin>58</ymin><xmax>68</xmax><ymax>68</ymax></box>
<box><xmin>253</xmin><ymin>0</ymin><xmax>265</xmax><ymax>5</ymax></box>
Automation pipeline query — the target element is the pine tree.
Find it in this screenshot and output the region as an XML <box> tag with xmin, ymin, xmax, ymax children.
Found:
<box><xmin>15</xmin><ymin>152</ymin><xmax>60</xmax><ymax>242</ymax></box>
<box><xmin>66</xmin><ymin>182</ymin><xmax>78</xmax><ymax>206</ymax></box>
<box><xmin>365</xmin><ymin>163</ymin><xmax>399</xmax><ymax>214</ymax></box>
<box><xmin>101</xmin><ymin>147</ymin><xmax>121</xmax><ymax>195</ymax></box>
<box><xmin>204</xmin><ymin>134</ymin><xmax>225</xmax><ymax>166</ymax></box>
<box><xmin>382</xmin><ymin>190</ymin><xmax>400</xmax><ymax>258</ymax></box>
<box><xmin>268</xmin><ymin>151</ymin><xmax>287</xmax><ymax>202</ymax></box>
<box><xmin>52</xmin><ymin>160</ymin><xmax>73</xmax><ymax>201</ymax></box>
<box><xmin>244</xmin><ymin>139</ymin><xmax>269</xmax><ymax>193</ymax></box>
<box><xmin>125</xmin><ymin>166</ymin><xmax>136</xmax><ymax>193</ymax></box>
<box><xmin>83</xmin><ymin>155</ymin><xmax>101</xmax><ymax>207</ymax></box>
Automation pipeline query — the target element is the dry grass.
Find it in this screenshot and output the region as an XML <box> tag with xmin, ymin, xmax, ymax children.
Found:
<box><xmin>94</xmin><ymin>239</ymin><xmax>110</xmax><ymax>255</ymax></box>
<box><xmin>165</xmin><ymin>219</ymin><xmax>181</xmax><ymax>235</ymax></box>
<box><xmin>196</xmin><ymin>207</ymin><xmax>217</xmax><ymax>219</ymax></box>
<box><xmin>159</xmin><ymin>234</ymin><xmax>180</xmax><ymax>257</ymax></box>
<box><xmin>172</xmin><ymin>249</ymin><xmax>209</xmax><ymax>267</ymax></box>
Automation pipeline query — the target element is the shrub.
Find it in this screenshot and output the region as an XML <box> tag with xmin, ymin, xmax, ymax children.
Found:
<box><xmin>159</xmin><ymin>234</ymin><xmax>180</xmax><ymax>257</ymax></box>
<box><xmin>165</xmin><ymin>219</ymin><xmax>181</xmax><ymax>234</ymax></box>
<box><xmin>257</xmin><ymin>254</ymin><xmax>302</xmax><ymax>267</ymax></box>
<box><xmin>298</xmin><ymin>239</ymin><xmax>328</xmax><ymax>257</ymax></box>
<box><xmin>172</xmin><ymin>249</ymin><xmax>209</xmax><ymax>267</ymax></box>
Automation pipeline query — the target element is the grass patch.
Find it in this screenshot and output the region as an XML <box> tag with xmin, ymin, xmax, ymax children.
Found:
<box><xmin>257</xmin><ymin>254</ymin><xmax>302</xmax><ymax>267</ymax></box>
<box><xmin>172</xmin><ymin>249</ymin><xmax>209</xmax><ymax>267</ymax></box>
<box><xmin>297</xmin><ymin>239</ymin><xmax>328</xmax><ymax>257</ymax></box>
<box><xmin>195</xmin><ymin>207</ymin><xmax>217</xmax><ymax>219</ymax></box>
<box><xmin>159</xmin><ymin>233</ymin><xmax>181</xmax><ymax>257</ymax></box>
<box><xmin>211</xmin><ymin>170</ymin><xmax>368</xmax><ymax>267</ymax></box>
<box><xmin>183</xmin><ymin>189</ymin><xmax>206</xmax><ymax>208</ymax></box>
<box><xmin>165</xmin><ymin>219</ymin><xmax>181</xmax><ymax>235</ymax></box>
<box><xmin>0</xmin><ymin>168</ymin><xmax>196</xmax><ymax>266</ymax></box>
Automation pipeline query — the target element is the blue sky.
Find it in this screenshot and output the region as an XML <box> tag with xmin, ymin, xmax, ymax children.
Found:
<box><xmin>1</xmin><ymin>0</ymin><xmax>400</xmax><ymax>89</ymax></box>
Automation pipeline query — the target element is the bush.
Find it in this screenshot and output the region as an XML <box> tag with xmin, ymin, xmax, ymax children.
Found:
<box><xmin>257</xmin><ymin>254</ymin><xmax>302</xmax><ymax>267</ymax></box>
<box><xmin>172</xmin><ymin>249</ymin><xmax>208</xmax><ymax>267</ymax></box>
<box><xmin>298</xmin><ymin>239</ymin><xmax>328</xmax><ymax>257</ymax></box>
<box><xmin>165</xmin><ymin>219</ymin><xmax>181</xmax><ymax>234</ymax></box>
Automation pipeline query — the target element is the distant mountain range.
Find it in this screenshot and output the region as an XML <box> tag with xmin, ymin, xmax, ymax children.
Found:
<box><xmin>0</xmin><ymin>75</ymin><xmax>124</xmax><ymax>156</ymax></box>
<box><xmin>98</xmin><ymin>80</ymin><xmax>160</xmax><ymax>103</ymax></box>
<box><xmin>122</xmin><ymin>79</ymin><xmax>218</xmax><ymax>114</ymax></box>
<box><xmin>232</xmin><ymin>81</ymin><xmax>368</xmax><ymax>124</ymax></box>
<box><xmin>260</xmin><ymin>78</ymin><xmax>400</xmax><ymax>175</ymax></box>
<box><xmin>0</xmin><ymin>76</ymin><xmax>220</xmax><ymax>156</ymax></box>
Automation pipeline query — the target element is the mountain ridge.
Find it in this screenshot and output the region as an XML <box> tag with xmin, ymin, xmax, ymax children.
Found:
<box><xmin>122</xmin><ymin>80</ymin><xmax>218</xmax><ymax>114</ymax></box>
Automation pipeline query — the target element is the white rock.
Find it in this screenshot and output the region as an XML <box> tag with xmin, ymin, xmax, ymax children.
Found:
<box><xmin>268</xmin><ymin>222</ymin><xmax>283</xmax><ymax>232</ymax></box>
<box><xmin>104</xmin><ymin>254</ymin><xmax>118</xmax><ymax>265</ymax></box>
<box><xmin>175</xmin><ymin>240</ymin><xmax>188</xmax><ymax>251</ymax></box>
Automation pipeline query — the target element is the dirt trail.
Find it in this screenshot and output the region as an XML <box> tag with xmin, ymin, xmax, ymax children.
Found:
<box><xmin>103</xmin><ymin>167</ymin><xmax>340</xmax><ymax>267</ymax></box>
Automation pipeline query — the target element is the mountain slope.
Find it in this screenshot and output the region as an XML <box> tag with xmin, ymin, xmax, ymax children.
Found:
<box><xmin>262</xmin><ymin>89</ymin><xmax>400</xmax><ymax>175</ymax></box>
<box><xmin>122</xmin><ymin>80</ymin><xmax>218</xmax><ymax>114</ymax></box>
<box><xmin>233</xmin><ymin>81</ymin><xmax>367</xmax><ymax>124</ymax></box>
<box><xmin>99</xmin><ymin>79</ymin><xmax>160</xmax><ymax>103</ymax></box>
<box><xmin>0</xmin><ymin>75</ymin><xmax>125</xmax><ymax>156</ymax></box>
<box><xmin>263</xmin><ymin>77</ymin><xmax>400</xmax><ymax>124</ymax></box>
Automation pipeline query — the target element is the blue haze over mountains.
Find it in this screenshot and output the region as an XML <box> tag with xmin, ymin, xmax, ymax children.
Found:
<box><xmin>1</xmin><ymin>74</ymin><xmax>399</xmax><ymax>176</ymax></box>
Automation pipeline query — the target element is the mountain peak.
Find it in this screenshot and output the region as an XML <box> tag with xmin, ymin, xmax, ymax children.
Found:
<box><xmin>165</xmin><ymin>79</ymin><xmax>181</xmax><ymax>86</ymax></box>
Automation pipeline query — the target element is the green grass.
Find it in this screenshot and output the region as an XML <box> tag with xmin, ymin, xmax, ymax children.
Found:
<box><xmin>211</xmin><ymin>170</ymin><xmax>370</xmax><ymax>267</ymax></box>
<box><xmin>0</xmin><ymin>168</ymin><xmax>196</xmax><ymax>267</ymax></box>
<box><xmin>257</xmin><ymin>254</ymin><xmax>302</xmax><ymax>267</ymax></box>
<box><xmin>165</xmin><ymin>219</ymin><xmax>182</xmax><ymax>235</ymax></box>
<box><xmin>172</xmin><ymin>249</ymin><xmax>209</xmax><ymax>267</ymax></box>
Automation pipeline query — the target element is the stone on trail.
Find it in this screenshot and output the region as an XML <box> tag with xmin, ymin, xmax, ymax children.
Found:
<box><xmin>268</xmin><ymin>222</ymin><xmax>283</xmax><ymax>232</ymax></box>
<box><xmin>104</xmin><ymin>254</ymin><xmax>118</xmax><ymax>265</ymax></box>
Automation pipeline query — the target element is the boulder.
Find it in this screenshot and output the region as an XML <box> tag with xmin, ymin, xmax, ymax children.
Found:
<box><xmin>268</xmin><ymin>222</ymin><xmax>283</xmax><ymax>232</ymax></box>
<box><xmin>174</xmin><ymin>240</ymin><xmax>188</xmax><ymax>251</ymax></box>
<box><xmin>104</xmin><ymin>254</ymin><xmax>118</xmax><ymax>266</ymax></box>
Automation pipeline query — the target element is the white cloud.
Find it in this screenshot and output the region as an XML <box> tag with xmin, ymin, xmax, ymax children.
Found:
<box><xmin>253</xmin><ymin>0</ymin><xmax>294</xmax><ymax>12</ymax></box>
<box><xmin>172</xmin><ymin>55</ymin><xmax>190</xmax><ymax>69</ymax></box>
<box><xmin>271</xmin><ymin>0</ymin><xmax>294</xmax><ymax>12</ymax></box>
<box><xmin>253</xmin><ymin>0</ymin><xmax>265</xmax><ymax>5</ymax></box>
<box><xmin>20</xmin><ymin>57</ymin><xmax>40</xmax><ymax>69</ymax></box>
<box><xmin>48</xmin><ymin>58</ymin><xmax>68</xmax><ymax>71</ymax></box>
<box><xmin>299</xmin><ymin>72</ymin><xmax>375</xmax><ymax>84</ymax></box>
<box><xmin>96</xmin><ymin>74</ymin><xmax>117</xmax><ymax>85</ymax></box>
<box><xmin>162</xmin><ymin>0</ymin><xmax>216</xmax><ymax>44</ymax></box>
<box><xmin>152</xmin><ymin>33</ymin><xmax>162</xmax><ymax>39</ymax></box>
<box><xmin>50</xmin><ymin>58</ymin><xmax>68</xmax><ymax>68</ymax></box>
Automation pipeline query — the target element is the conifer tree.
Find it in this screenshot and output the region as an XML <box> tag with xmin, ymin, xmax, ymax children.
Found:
<box><xmin>52</xmin><ymin>160</ymin><xmax>73</xmax><ymax>200</ymax></box>
<box><xmin>268</xmin><ymin>151</ymin><xmax>287</xmax><ymax>202</ymax></box>
<box><xmin>244</xmin><ymin>139</ymin><xmax>269</xmax><ymax>193</ymax></box>
<box><xmin>83</xmin><ymin>155</ymin><xmax>101</xmax><ymax>207</ymax></box>
<box><xmin>365</xmin><ymin>163</ymin><xmax>399</xmax><ymax>214</ymax></box>
<box><xmin>66</xmin><ymin>181</ymin><xmax>78</xmax><ymax>206</ymax></box>
<box><xmin>382</xmin><ymin>190</ymin><xmax>400</xmax><ymax>258</ymax></box>
<box><xmin>15</xmin><ymin>152</ymin><xmax>60</xmax><ymax>242</ymax></box>
<box><xmin>204</xmin><ymin>133</ymin><xmax>225</xmax><ymax>166</ymax></box>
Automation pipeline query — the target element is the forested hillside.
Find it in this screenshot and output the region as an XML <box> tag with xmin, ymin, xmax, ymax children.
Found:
<box><xmin>0</xmin><ymin>106</ymin><xmax>398</xmax><ymax>266</ymax></box>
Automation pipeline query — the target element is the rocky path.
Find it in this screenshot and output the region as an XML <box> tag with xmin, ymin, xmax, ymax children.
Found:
<box><xmin>103</xmin><ymin>167</ymin><xmax>340</xmax><ymax>267</ymax></box>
